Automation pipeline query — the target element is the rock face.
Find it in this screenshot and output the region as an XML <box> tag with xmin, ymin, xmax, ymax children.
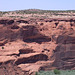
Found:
<box><xmin>52</xmin><ymin>34</ymin><xmax>75</xmax><ymax>70</ymax></box>
<box><xmin>0</xmin><ymin>17</ymin><xmax>75</xmax><ymax>75</ymax></box>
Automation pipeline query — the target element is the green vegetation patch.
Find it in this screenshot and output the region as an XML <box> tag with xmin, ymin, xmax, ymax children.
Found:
<box><xmin>36</xmin><ymin>70</ymin><xmax>75</xmax><ymax>75</ymax></box>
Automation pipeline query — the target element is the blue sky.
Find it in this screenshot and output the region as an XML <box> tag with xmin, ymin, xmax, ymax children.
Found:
<box><xmin>0</xmin><ymin>0</ymin><xmax>75</xmax><ymax>11</ymax></box>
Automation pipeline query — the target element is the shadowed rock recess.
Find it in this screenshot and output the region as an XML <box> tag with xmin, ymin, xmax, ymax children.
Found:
<box><xmin>0</xmin><ymin>17</ymin><xmax>75</xmax><ymax>75</ymax></box>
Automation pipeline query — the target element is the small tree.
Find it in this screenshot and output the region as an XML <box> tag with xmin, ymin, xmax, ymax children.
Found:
<box><xmin>35</xmin><ymin>72</ymin><xmax>38</xmax><ymax>75</ymax></box>
<box><xmin>2</xmin><ymin>47</ymin><xmax>4</xmax><ymax>49</ymax></box>
<box><xmin>54</xmin><ymin>69</ymin><xmax>60</xmax><ymax>74</ymax></box>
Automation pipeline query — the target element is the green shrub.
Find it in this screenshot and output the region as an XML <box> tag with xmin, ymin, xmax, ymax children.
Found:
<box><xmin>54</xmin><ymin>69</ymin><xmax>60</xmax><ymax>74</ymax></box>
<box><xmin>35</xmin><ymin>72</ymin><xmax>38</xmax><ymax>75</ymax></box>
<box><xmin>2</xmin><ymin>47</ymin><xmax>4</xmax><ymax>49</ymax></box>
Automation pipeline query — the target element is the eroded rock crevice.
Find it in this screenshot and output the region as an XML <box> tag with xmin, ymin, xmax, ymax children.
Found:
<box><xmin>15</xmin><ymin>54</ymin><xmax>48</xmax><ymax>65</ymax></box>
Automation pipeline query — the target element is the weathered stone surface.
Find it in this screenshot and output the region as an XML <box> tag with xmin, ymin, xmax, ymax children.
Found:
<box><xmin>0</xmin><ymin>50</ymin><xmax>19</xmax><ymax>56</ymax></box>
<box><xmin>52</xmin><ymin>35</ymin><xmax>75</xmax><ymax>69</ymax></box>
<box><xmin>0</xmin><ymin>39</ymin><xmax>8</xmax><ymax>46</ymax></box>
<box><xmin>0</xmin><ymin>56</ymin><xmax>16</xmax><ymax>64</ymax></box>
<box><xmin>18</xmin><ymin>64</ymin><xmax>42</xmax><ymax>74</ymax></box>
<box><xmin>15</xmin><ymin>53</ymin><xmax>48</xmax><ymax>65</ymax></box>
<box><xmin>19</xmin><ymin>48</ymin><xmax>35</xmax><ymax>54</ymax></box>
<box><xmin>0</xmin><ymin>17</ymin><xmax>75</xmax><ymax>74</ymax></box>
<box><xmin>0</xmin><ymin>19</ymin><xmax>14</xmax><ymax>25</ymax></box>
<box><xmin>17</xmin><ymin>20</ymin><xmax>29</xmax><ymax>24</ymax></box>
